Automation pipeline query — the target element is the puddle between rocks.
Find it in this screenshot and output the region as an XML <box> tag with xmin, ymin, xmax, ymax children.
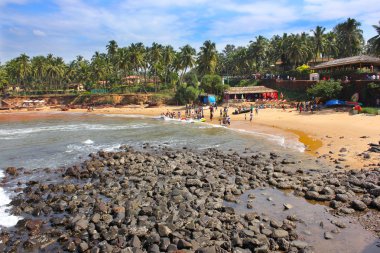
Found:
<box><xmin>224</xmin><ymin>188</ymin><xmax>380</xmax><ymax>253</ymax></box>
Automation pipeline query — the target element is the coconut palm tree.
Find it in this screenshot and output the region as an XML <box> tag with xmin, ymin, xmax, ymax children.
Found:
<box><xmin>248</xmin><ymin>36</ymin><xmax>269</xmax><ymax>72</ymax></box>
<box><xmin>334</xmin><ymin>18</ymin><xmax>364</xmax><ymax>57</ymax></box>
<box><xmin>367</xmin><ymin>21</ymin><xmax>380</xmax><ymax>56</ymax></box>
<box><xmin>162</xmin><ymin>45</ymin><xmax>176</xmax><ymax>86</ymax></box>
<box><xmin>197</xmin><ymin>40</ymin><xmax>218</xmax><ymax>76</ymax></box>
<box><xmin>178</xmin><ymin>45</ymin><xmax>196</xmax><ymax>85</ymax></box>
<box><xmin>311</xmin><ymin>26</ymin><xmax>326</xmax><ymax>60</ymax></box>
<box><xmin>16</xmin><ymin>53</ymin><xmax>31</xmax><ymax>89</ymax></box>
<box><xmin>324</xmin><ymin>32</ymin><xmax>338</xmax><ymax>60</ymax></box>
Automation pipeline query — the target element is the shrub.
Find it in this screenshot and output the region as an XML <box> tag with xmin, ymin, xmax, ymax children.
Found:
<box><xmin>307</xmin><ymin>80</ymin><xmax>343</xmax><ymax>100</ymax></box>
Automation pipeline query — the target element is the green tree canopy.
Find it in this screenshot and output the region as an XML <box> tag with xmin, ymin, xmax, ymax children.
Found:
<box><xmin>307</xmin><ymin>80</ymin><xmax>343</xmax><ymax>100</ymax></box>
<box><xmin>200</xmin><ymin>74</ymin><xmax>225</xmax><ymax>95</ymax></box>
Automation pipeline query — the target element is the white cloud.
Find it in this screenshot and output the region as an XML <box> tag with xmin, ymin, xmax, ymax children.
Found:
<box><xmin>32</xmin><ymin>29</ymin><xmax>45</xmax><ymax>36</ymax></box>
<box><xmin>0</xmin><ymin>0</ymin><xmax>379</xmax><ymax>62</ymax></box>
<box><xmin>0</xmin><ymin>0</ymin><xmax>29</xmax><ymax>6</ymax></box>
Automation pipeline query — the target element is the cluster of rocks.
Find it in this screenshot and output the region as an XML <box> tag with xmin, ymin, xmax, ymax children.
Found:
<box><xmin>0</xmin><ymin>146</ymin><xmax>379</xmax><ymax>253</ymax></box>
<box><xmin>368</xmin><ymin>141</ymin><xmax>380</xmax><ymax>153</ymax></box>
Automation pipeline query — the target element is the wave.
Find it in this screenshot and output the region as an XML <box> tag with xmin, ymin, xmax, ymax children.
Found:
<box><xmin>0</xmin><ymin>123</ymin><xmax>152</xmax><ymax>139</ymax></box>
<box><xmin>83</xmin><ymin>139</ymin><xmax>94</xmax><ymax>145</ymax></box>
<box><xmin>230</xmin><ymin>128</ymin><xmax>305</xmax><ymax>152</ymax></box>
<box><xmin>0</xmin><ymin>171</ymin><xmax>21</xmax><ymax>227</ymax></box>
<box><xmin>66</xmin><ymin>143</ymin><xmax>121</xmax><ymax>154</ymax></box>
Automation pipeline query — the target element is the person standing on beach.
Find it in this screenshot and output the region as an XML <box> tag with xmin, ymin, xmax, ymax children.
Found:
<box><xmin>245</xmin><ymin>114</ymin><xmax>247</xmax><ymax>120</ymax></box>
<box><xmin>255</xmin><ymin>106</ymin><xmax>259</xmax><ymax>115</ymax></box>
<box><xmin>250</xmin><ymin>111</ymin><xmax>253</xmax><ymax>122</ymax></box>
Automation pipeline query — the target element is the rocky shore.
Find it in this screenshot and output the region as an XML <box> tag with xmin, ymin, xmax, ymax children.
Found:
<box><xmin>1</xmin><ymin>146</ymin><xmax>379</xmax><ymax>253</ymax></box>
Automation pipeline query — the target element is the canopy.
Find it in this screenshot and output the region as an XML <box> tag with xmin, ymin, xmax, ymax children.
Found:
<box><xmin>325</xmin><ymin>99</ymin><xmax>345</xmax><ymax>106</ymax></box>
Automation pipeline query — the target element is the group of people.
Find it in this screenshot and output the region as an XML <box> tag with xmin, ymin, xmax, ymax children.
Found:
<box><xmin>296</xmin><ymin>101</ymin><xmax>319</xmax><ymax>113</ymax></box>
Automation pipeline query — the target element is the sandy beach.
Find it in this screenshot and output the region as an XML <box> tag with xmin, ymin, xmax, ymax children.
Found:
<box><xmin>1</xmin><ymin>105</ymin><xmax>379</xmax><ymax>169</ymax></box>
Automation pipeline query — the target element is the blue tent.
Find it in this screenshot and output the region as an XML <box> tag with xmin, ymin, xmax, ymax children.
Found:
<box><xmin>325</xmin><ymin>99</ymin><xmax>346</xmax><ymax>106</ymax></box>
<box><xmin>199</xmin><ymin>94</ymin><xmax>216</xmax><ymax>104</ymax></box>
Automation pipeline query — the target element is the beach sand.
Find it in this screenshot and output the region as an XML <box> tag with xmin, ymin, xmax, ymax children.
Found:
<box><xmin>2</xmin><ymin>105</ymin><xmax>379</xmax><ymax>169</ymax></box>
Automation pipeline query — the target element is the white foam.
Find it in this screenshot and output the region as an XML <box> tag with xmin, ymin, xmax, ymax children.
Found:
<box><xmin>198</xmin><ymin>122</ymin><xmax>305</xmax><ymax>153</ymax></box>
<box><xmin>0</xmin><ymin>123</ymin><xmax>151</xmax><ymax>139</ymax></box>
<box><xmin>0</xmin><ymin>171</ymin><xmax>21</xmax><ymax>227</ymax></box>
<box><xmin>83</xmin><ymin>139</ymin><xmax>94</xmax><ymax>145</ymax></box>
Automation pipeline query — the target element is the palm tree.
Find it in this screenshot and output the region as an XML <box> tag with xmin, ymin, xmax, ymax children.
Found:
<box><xmin>367</xmin><ymin>21</ymin><xmax>380</xmax><ymax>56</ymax></box>
<box><xmin>178</xmin><ymin>44</ymin><xmax>196</xmax><ymax>85</ymax></box>
<box><xmin>324</xmin><ymin>32</ymin><xmax>338</xmax><ymax>60</ymax></box>
<box><xmin>149</xmin><ymin>43</ymin><xmax>163</xmax><ymax>91</ymax></box>
<box><xmin>31</xmin><ymin>56</ymin><xmax>47</xmax><ymax>89</ymax></box>
<box><xmin>248</xmin><ymin>36</ymin><xmax>269</xmax><ymax>72</ymax></box>
<box><xmin>16</xmin><ymin>53</ymin><xmax>31</xmax><ymax>89</ymax></box>
<box><xmin>334</xmin><ymin>18</ymin><xmax>364</xmax><ymax>57</ymax></box>
<box><xmin>283</xmin><ymin>34</ymin><xmax>311</xmax><ymax>69</ymax></box>
<box><xmin>197</xmin><ymin>40</ymin><xmax>218</xmax><ymax>76</ymax></box>
<box><xmin>311</xmin><ymin>26</ymin><xmax>326</xmax><ymax>61</ymax></box>
<box><xmin>162</xmin><ymin>45</ymin><xmax>176</xmax><ymax>86</ymax></box>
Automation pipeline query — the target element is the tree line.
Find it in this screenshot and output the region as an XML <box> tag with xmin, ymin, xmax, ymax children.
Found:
<box><xmin>0</xmin><ymin>18</ymin><xmax>379</xmax><ymax>95</ymax></box>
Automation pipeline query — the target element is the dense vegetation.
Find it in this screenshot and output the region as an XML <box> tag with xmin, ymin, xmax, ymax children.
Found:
<box><xmin>0</xmin><ymin>18</ymin><xmax>379</xmax><ymax>100</ymax></box>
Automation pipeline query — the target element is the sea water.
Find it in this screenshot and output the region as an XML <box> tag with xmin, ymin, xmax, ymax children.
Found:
<box><xmin>0</xmin><ymin>112</ymin><xmax>307</xmax><ymax>227</ymax></box>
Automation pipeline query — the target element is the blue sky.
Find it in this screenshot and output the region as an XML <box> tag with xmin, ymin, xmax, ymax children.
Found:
<box><xmin>1</xmin><ymin>0</ymin><xmax>379</xmax><ymax>62</ymax></box>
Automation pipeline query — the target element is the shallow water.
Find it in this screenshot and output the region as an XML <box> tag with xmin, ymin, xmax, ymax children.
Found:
<box><xmin>224</xmin><ymin>188</ymin><xmax>380</xmax><ymax>253</ymax></box>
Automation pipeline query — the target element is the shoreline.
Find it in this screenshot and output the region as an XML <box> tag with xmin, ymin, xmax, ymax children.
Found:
<box><xmin>1</xmin><ymin>105</ymin><xmax>379</xmax><ymax>170</ymax></box>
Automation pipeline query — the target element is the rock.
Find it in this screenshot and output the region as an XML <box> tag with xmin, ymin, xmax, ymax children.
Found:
<box><xmin>177</xmin><ymin>239</ymin><xmax>192</xmax><ymax>249</ymax></box>
<box><xmin>157</xmin><ymin>224</ymin><xmax>172</xmax><ymax>237</ymax></box>
<box><xmin>272</xmin><ymin>229</ymin><xmax>289</xmax><ymax>238</ymax></box>
<box><xmin>324</xmin><ymin>232</ymin><xmax>334</xmax><ymax>240</ymax></box>
<box><xmin>340</xmin><ymin>207</ymin><xmax>355</xmax><ymax>214</ymax></box>
<box><xmin>370</xmin><ymin>188</ymin><xmax>380</xmax><ymax>197</ymax></box>
<box><xmin>305</xmin><ymin>191</ymin><xmax>319</xmax><ymax>200</ymax></box>
<box><xmin>25</xmin><ymin>219</ymin><xmax>43</xmax><ymax>235</ymax></box>
<box><xmin>270</xmin><ymin>219</ymin><xmax>282</xmax><ymax>229</ymax></box>
<box><xmin>283</xmin><ymin>203</ymin><xmax>293</xmax><ymax>210</ymax></box>
<box><xmin>331</xmin><ymin>220</ymin><xmax>347</xmax><ymax>229</ymax></box>
<box><xmin>148</xmin><ymin>244</ymin><xmax>160</xmax><ymax>253</ymax></box>
<box><xmin>371</xmin><ymin>196</ymin><xmax>380</xmax><ymax>210</ymax></box>
<box><xmin>277</xmin><ymin>238</ymin><xmax>290</xmax><ymax>251</ymax></box>
<box><xmin>130</xmin><ymin>235</ymin><xmax>141</xmax><ymax>248</ymax></box>
<box><xmin>339</xmin><ymin>148</ymin><xmax>347</xmax><ymax>152</ymax></box>
<box><xmin>335</xmin><ymin>194</ymin><xmax>349</xmax><ymax>203</ymax></box>
<box><xmin>351</xmin><ymin>200</ymin><xmax>367</xmax><ymax>211</ymax></box>
<box><xmin>79</xmin><ymin>242</ymin><xmax>89</xmax><ymax>252</ymax></box>
<box><xmin>195</xmin><ymin>246</ymin><xmax>217</xmax><ymax>253</ymax></box>
<box><xmin>247</xmin><ymin>202</ymin><xmax>254</xmax><ymax>209</ymax></box>
<box><xmin>330</xmin><ymin>200</ymin><xmax>342</xmax><ymax>209</ymax></box>
<box><xmin>291</xmin><ymin>240</ymin><xmax>308</xmax><ymax>249</ymax></box>
<box><xmin>167</xmin><ymin>244</ymin><xmax>178</xmax><ymax>252</ymax></box>
<box><xmin>75</xmin><ymin>219</ymin><xmax>89</xmax><ymax>231</ymax></box>
<box><xmin>5</xmin><ymin>167</ymin><xmax>18</xmax><ymax>176</ymax></box>
<box><xmin>91</xmin><ymin>213</ymin><xmax>101</xmax><ymax>223</ymax></box>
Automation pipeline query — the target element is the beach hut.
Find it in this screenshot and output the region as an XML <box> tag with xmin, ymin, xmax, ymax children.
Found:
<box><xmin>224</xmin><ymin>86</ymin><xmax>278</xmax><ymax>102</ymax></box>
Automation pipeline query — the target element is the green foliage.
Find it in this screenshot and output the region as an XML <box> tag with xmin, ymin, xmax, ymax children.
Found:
<box><xmin>361</xmin><ymin>107</ymin><xmax>379</xmax><ymax>115</ymax></box>
<box><xmin>175</xmin><ymin>83</ymin><xmax>200</xmax><ymax>104</ymax></box>
<box><xmin>183</xmin><ymin>72</ymin><xmax>199</xmax><ymax>88</ymax></box>
<box><xmin>307</xmin><ymin>80</ymin><xmax>343</xmax><ymax>99</ymax></box>
<box><xmin>237</xmin><ymin>79</ymin><xmax>259</xmax><ymax>87</ymax></box>
<box><xmin>0</xmin><ymin>66</ymin><xmax>9</xmax><ymax>90</ymax></box>
<box><xmin>200</xmin><ymin>74</ymin><xmax>225</xmax><ymax>95</ymax></box>
<box><xmin>296</xmin><ymin>64</ymin><xmax>310</xmax><ymax>73</ymax></box>
<box><xmin>368</xmin><ymin>82</ymin><xmax>380</xmax><ymax>89</ymax></box>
